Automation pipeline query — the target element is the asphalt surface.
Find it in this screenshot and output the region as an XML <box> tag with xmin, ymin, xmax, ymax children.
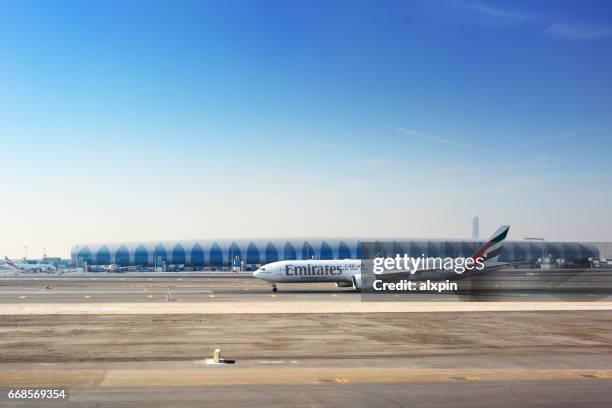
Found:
<box><xmin>1</xmin><ymin>278</ymin><xmax>611</xmax><ymax>408</ymax></box>
<box><xmin>1</xmin><ymin>269</ymin><xmax>611</xmax><ymax>303</ymax></box>
<box><xmin>18</xmin><ymin>380</ymin><xmax>608</xmax><ymax>408</ymax></box>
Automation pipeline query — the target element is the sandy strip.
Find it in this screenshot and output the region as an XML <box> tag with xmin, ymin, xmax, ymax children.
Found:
<box><xmin>1</xmin><ymin>302</ymin><xmax>612</xmax><ymax>314</ymax></box>
<box><xmin>1</xmin><ymin>367</ymin><xmax>611</xmax><ymax>387</ymax></box>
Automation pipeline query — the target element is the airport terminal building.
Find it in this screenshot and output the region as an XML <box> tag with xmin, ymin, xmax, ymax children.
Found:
<box><xmin>71</xmin><ymin>239</ymin><xmax>600</xmax><ymax>270</ymax></box>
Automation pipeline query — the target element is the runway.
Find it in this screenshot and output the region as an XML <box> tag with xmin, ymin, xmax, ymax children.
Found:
<box><xmin>22</xmin><ymin>380</ymin><xmax>609</xmax><ymax>408</ymax></box>
<box><xmin>1</xmin><ymin>269</ymin><xmax>611</xmax><ymax>304</ymax></box>
<box><xmin>2</xmin><ymin>312</ymin><xmax>612</xmax><ymax>407</ymax></box>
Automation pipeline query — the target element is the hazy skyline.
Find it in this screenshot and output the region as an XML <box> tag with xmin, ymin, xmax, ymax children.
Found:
<box><xmin>1</xmin><ymin>0</ymin><xmax>612</xmax><ymax>258</ymax></box>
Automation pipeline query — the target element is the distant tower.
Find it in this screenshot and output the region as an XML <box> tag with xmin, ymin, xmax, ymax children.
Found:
<box><xmin>471</xmin><ymin>217</ymin><xmax>480</xmax><ymax>239</ymax></box>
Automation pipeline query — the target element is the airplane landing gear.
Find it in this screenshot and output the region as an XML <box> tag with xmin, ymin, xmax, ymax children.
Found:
<box><xmin>272</xmin><ymin>284</ymin><xmax>278</xmax><ymax>293</ymax></box>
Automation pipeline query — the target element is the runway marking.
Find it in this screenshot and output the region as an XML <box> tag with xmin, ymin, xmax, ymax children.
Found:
<box><xmin>450</xmin><ymin>375</ymin><xmax>481</xmax><ymax>381</ymax></box>
<box><xmin>147</xmin><ymin>295</ymin><xmax>154</xmax><ymax>299</ymax></box>
<box><xmin>5</xmin><ymin>367</ymin><xmax>612</xmax><ymax>387</ymax></box>
<box><xmin>3</xmin><ymin>302</ymin><xmax>612</xmax><ymax>315</ymax></box>
<box><xmin>209</xmin><ymin>295</ymin><xmax>216</xmax><ymax>299</ymax></box>
<box><xmin>587</xmin><ymin>294</ymin><xmax>597</xmax><ymax>297</ymax></box>
<box><xmin>0</xmin><ymin>305</ymin><xmax>129</xmax><ymax>312</ymax></box>
<box><xmin>331</xmin><ymin>294</ymin><xmax>338</xmax><ymax>298</ymax></box>
<box><xmin>84</xmin><ymin>295</ymin><xmax>91</xmax><ymax>299</ymax></box>
<box><xmin>19</xmin><ymin>295</ymin><xmax>27</xmax><ymax>299</ymax></box>
<box><xmin>271</xmin><ymin>294</ymin><xmax>277</xmax><ymax>298</ymax></box>
<box><xmin>519</xmin><ymin>294</ymin><xmax>529</xmax><ymax>297</ymax></box>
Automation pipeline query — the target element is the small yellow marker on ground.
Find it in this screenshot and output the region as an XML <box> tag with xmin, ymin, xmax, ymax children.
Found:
<box><xmin>84</xmin><ymin>295</ymin><xmax>91</xmax><ymax>299</ymax></box>
<box><xmin>592</xmin><ymin>372</ymin><xmax>610</xmax><ymax>379</ymax></box>
<box><xmin>147</xmin><ymin>294</ymin><xmax>154</xmax><ymax>299</ymax></box>
<box><xmin>209</xmin><ymin>294</ymin><xmax>216</xmax><ymax>298</ymax></box>
<box><xmin>271</xmin><ymin>294</ymin><xmax>277</xmax><ymax>298</ymax></box>
<box><xmin>331</xmin><ymin>294</ymin><xmax>338</xmax><ymax>298</ymax></box>
<box><xmin>19</xmin><ymin>295</ymin><xmax>27</xmax><ymax>299</ymax></box>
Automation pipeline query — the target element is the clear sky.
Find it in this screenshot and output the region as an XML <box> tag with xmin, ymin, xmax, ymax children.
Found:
<box><xmin>1</xmin><ymin>0</ymin><xmax>612</xmax><ymax>258</ymax></box>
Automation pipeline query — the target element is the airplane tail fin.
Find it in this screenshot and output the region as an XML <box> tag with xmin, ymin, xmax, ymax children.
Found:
<box><xmin>472</xmin><ymin>225</ymin><xmax>510</xmax><ymax>267</ymax></box>
<box><xmin>4</xmin><ymin>256</ymin><xmax>20</xmax><ymax>270</ymax></box>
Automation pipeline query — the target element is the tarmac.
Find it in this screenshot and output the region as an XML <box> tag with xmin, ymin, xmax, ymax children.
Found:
<box><xmin>0</xmin><ymin>268</ymin><xmax>611</xmax><ymax>305</ymax></box>
<box><xmin>19</xmin><ymin>380</ymin><xmax>607</xmax><ymax>407</ymax></box>
<box><xmin>2</xmin><ymin>312</ymin><xmax>612</xmax><ymax>407</ymax></box>
<box><xmin>1</xmin><ymin>270</ymin><xmax>612</xmax><ymax>407</ymax></box>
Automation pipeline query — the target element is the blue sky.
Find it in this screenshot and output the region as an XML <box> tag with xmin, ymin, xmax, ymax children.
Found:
<box><xmin>1</xmin><ymin>0</ymin><xmax>612</xmax><ymax>257</ymax></box>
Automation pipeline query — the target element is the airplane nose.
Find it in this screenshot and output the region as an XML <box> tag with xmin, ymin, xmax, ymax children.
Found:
<box><xmin>252</xmin><ymin>270</ymin><xmax>260</xmax><ymax>278</ymax></box>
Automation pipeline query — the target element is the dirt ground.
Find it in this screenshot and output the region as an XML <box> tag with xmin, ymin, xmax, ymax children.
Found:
<box><xmin>2</xmin><ymin>311</ymin><xmax>612</xmax><ymax>363</ymax></box>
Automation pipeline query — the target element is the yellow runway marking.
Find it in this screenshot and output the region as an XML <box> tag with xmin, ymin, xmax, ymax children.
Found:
<box><xmin>19</xmin><ymin>295</ymin><xmax>27</xmax><ymax>299</ymax></box>
<box><xmin>84</xmin><ymin>295</ymin><xmax>91</xmax><ymax>299</ymax></box>
<box><xmin>587</xmin><ymin>294</ymin><xmax>597</xmax><ymax>297</ymax></box>
<box><xmin>519</xmin><ymin>294</ymin><xmax>529</xmax><ymax>297</ymax></box>
<box><xmin>209</xmin><ymin>295</ymin><xmax>216</xmax><ymax>299</ymax></box>
<box><xmin>592</xmin><ymin>372</ymin><xmax>610</xmax><ymax>379</ymax></box>
<box><xmin>3</xmin><ymin>368</ymin><xmax>612</xmax><ymax>387</ymax></box>
<box><xmin>331</xmin><ymin>294</ymin><xmax>338</xmax><ymax>298</ymax></box>
<box><xmin>271</xmin><ymin>294</ymin><xmax>278</xmax><ymax>298</ymax></box>
<box><xmin>147</xmin><ymin>295</ymin><xmax>154</xmax><ymax>299</ymax></box>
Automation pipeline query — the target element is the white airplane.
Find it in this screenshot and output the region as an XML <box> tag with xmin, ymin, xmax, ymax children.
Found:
<box><xmin>253</xmin><ymin>225</ymin><xmax>510</xmax><ymax>292</ymax></box>
<box><xmin>0</xmin><ymin>261</ymin><xmax>16</xmax><ymax>271</ymax></box>
<box><xmin>4</xmin><ymin>257</ymin><xmax>57</xmax><ymax>273</ymax></box>
<box><xmin>100</xmin><ymin>264</ymin><xmax>128</xmax><ymax>272</ymax></box>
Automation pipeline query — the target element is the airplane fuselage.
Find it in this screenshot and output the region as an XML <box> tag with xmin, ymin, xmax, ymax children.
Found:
<box><xmin>253</xmin><ymin>260</ymin><xmax>360</xmax><ymax>284</ymax></box>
